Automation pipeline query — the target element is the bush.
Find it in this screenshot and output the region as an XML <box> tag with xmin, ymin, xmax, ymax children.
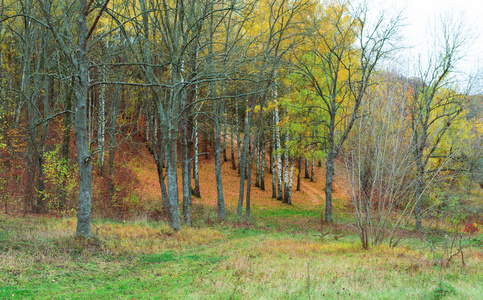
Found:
<box><xmin>94</xmin><ymin>164</ymin><xmax>140</xmax><ymax>218</ymax></box>
<box><xmin>40</xmin><ymin>146</ymin><xmax>79</xmax><ymax>211</ymax></box>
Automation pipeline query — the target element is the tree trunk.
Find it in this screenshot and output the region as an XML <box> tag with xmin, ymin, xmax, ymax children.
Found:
<box><xmin>296</xmin><ymin>156</ymin><xmax>301</xmax><ymax>191</ymax></box>
<box><xmin>23</xmin><ymin>15</ymin><xmax>35</xmax><ymax>213</ymax></box>
<box><xmin>108</xmin><ymin>80</ymin><xmax>121</xmax><ymax>206</ymax></box>
<box><xmin>260</xmin><ymin>136</ymin><xmax>266</xmax><ymax>190</ymax></box>
<box><xmin>237</xmin><ymin>97</ymin><xmax>255</xmax><ymax>220</ymax></box>
<box><xmin>97</xmin><ymin>66</ymin><xmax>106</xmax><ymax>176</ymax></box>
<box><xmin>324</xmin><ymin>150</ymin><xmax>335</xmax><ymax>223</ymax></box>
<box><xmin>415</xmin><ymin>160</ymin><xmax>424</xmax><ymax>231</ymax></box>
<box><xmin>246</xmin><ymin>134</ymin><xmax>258</xmax><ymax>224</ymax></box>
<box><xmin>223</xmin><ymin>106</ymin><xmax>228</xmax><ymax>162</ymax></box>
<box><xmin>214</xmin><ymin>102</ymin><xmax>226</xmax><ymax>221</ymax></box>
<box><xmin>154</xmin><ymin>147</ymin><xmax>169</xmax><ymax>210</ymax></box>
<box><xmin>275</xmin><ymin>107</ymin><xmax>283</xmax><ymax>200</ymax></box>
<box><xmin>181</xmin><ymin>110</ymin><xmax>192</xmax><ymax>226</ymax></box>
<box><xmin>193</xmin><ymin>114</ymin><xmax>201</xmax><ymax>197</ymax></box>
<box><xmin>287</xmin><ymin>160</ymin><xmax>294</xmax><ymax>205</ymax></box>
<box><xmin>271</xmin><ymin>120</ymin><xmax>277</xmax><ymax>198</ymax></box>
<box><xmin>310</xmin><ymin>155</ymin><xmax>315</xmax><ymax>182</ymax></box>
<box><xmin>236</xmin><ymin>104</ymin><xmax>241</xmax><ymax>173</ymax></box>
<box><xmin>231</xmin><ymin>122</ymin><xmax>236</xmax><ymax>170</ymax></box>
<box><xmin>255</xmin><ymin>137</ymin><xmax>260</xmax><ymax>187</ymax></box>
<box><xmin>305</xmin><ymin>157</ymin><xmax>310</xmax><ymax>179</ymax></box>
<box><xmin>60</xmin><ymin>77</ymin><xmax>74</xmax><ymax>210</ymax></box>
<box><xmin>75</xmin><ymin>2</ymin><xmax>93</xmax><ymax>239</ymax></box>
<box><xmin>283</xmin><ymin>130</ymin><xmax>290</xmax><ymax>203</ymax></box>
<box><xmin>165</xmin><ymin>130</ymin><xmax>181</xmax><ymax>230</ymax></box>
<box><xmin>164</xmin><ymin>64</ymin><xmax>182</xmax><ymax>230</ymax></box>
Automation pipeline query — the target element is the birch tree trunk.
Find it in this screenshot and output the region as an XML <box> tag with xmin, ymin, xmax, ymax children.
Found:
<box><xmin>283</xmin><ymin>130</ymin><xmax>290</xmax><ymax>203</ymax></box>
<box><xmin>271</xmin><ymin>131</ymin><xmax>277</xmax><ymax>198</ymax></box>
<box><xmin>193</xmin><ymin>109</ymin><xmax>201</xmax><ymax>198</ymax></box>
<box><xmin>97</xmin><ymin>66</ymin><xmax>106</xmax><ymax>175</ymax></box>
<box><xmin>275</xmin><ymin>104</ymin><xmax>283</xmax><ymax>200</ymax></box>
<box><xmin>288</xmin><ymin>160</ymin><xmax>294</xmax><ymax>205</ymax></box>
<box><xmin>296</xmin><ymin>156</ymin><xmax>301</xmax><ymax>191</ymax></box>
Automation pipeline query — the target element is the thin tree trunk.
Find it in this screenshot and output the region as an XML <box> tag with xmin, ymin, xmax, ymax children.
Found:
<box><xmin>60</xmin><ymin>77</ymin><xmax>74</xmax><ymax>210</ymax></box>
<box><xmin>324</xmin><ymin>150</ymin><xmax>335</xmax><ymax>223</ymax></box>
<box><xmin>181</xmin><ymin>114</ymin><xmax>192</xmax><ymax>227</ymax></box>
<box><xmin>283</xmin><ymin>130</ymin><xmax>290</xmax><ymax>203</ymax></box>
<box><xmin>36</xmin><ymin>73</ymin><xmax>51</xmax><ymax>213</ymax></box>
<box><xmin>296</xmin><ymin>156</ymin><xmax>301</xmax><ymax>191</ymax></box>
<box><xmin>415</xmin><ymin>160</ymin><xmax>424</xmax><ymax>231</ymax></box>
<box><xmin>150</xmin><ymin>107</ymin><xmax>168</xmax><ymax>210</ymax></box>
<box><xmin>236</xmin><ymin>104</ymin><xmax>241</xmax><ymax>173</ymax></box>
<box><xmin>255</xmin><ymin>137</ymin><xmax>260</xmax><ymax>188</ymax></box>
<box><xmin>311</xmin><ymin>155</ymin><xmax>315</xmax><ymax>182</ymax></box>
<box><xmin>23</xmin><ymin>15</ymin><xmax>35</xmax><ymax>213</ymax></box>
<box><xmin>246</xmin><ymin>134</ymin><xmax>258</xmax><ymax>224</ymax></box>
<box><xmin>154</xmin><ymin>147</ymin><xmax>169</xmax><ymax>210</ymax></box>
<box><xmin>275</xmin><ymin>106</ymin><xmax>283</xmax><ymax>200</ymax></box>
<box><xmin>237</xmin><ymin>97</ymin><xmax>255</xmax><ymax>220</ymax></box>
<box><xmin>193</xmin><ymin>113</ymin><xmax>201</xmax><ymax>197</ymax></box>
<box><xmin>269</xmin><ymin>126</ymin><xmax>273</xmax><ymax>174</ymax></box>
<box><xmin>223</xmin><ymin>106</ymin><xmax>228</xmax><ymax>162</ymax></box>
<box><xmin>231</xmin><ymin>122</ymin><xmax>236</xmax><ymax>170</ymax></box>
<box><xmin>271</xmin><ymin>117</ymin><xmax>277</xmax><ymax>198</ymax></box>
<box><xmin>260</xmin><ymin>135</ymin><xmax>266</xmax><ymax>190</ymax></box>
<box><xmin>214</xmin><ymin>100</ymin><xmax>226</xmax><ymax>221</ymax></box>
<box><xmin>97</xmin><ymin>65</ymin><xmax>106</xmax><ymax>176</ymax></box>
<box><xmin>287</xmin><ymin>160</ymin><xmax>294</xmax><ymax>205</ymax></box>
<box><xmin>305</xmin><ymin>157</ymin><xmax>310</xmax><ymax>179</ymax></box>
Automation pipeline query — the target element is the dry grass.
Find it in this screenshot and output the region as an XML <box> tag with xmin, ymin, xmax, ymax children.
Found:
<box><xmin>2</xmin><ymin>212</ymin><xmax>483</xmax><ymax>299</ymax></box>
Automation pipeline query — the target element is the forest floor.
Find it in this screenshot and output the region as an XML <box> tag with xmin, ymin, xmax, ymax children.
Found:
<box><xmin>1</xmin><ymin>148</ymin><xmax>483</xmax><ymax>299</ymax></box>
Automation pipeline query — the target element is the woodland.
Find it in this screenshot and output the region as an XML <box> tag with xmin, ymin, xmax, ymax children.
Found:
<box><xmin>0</xmin><ymin>0</ymin><xmax>482</xmax><ymax>298</ymax></box>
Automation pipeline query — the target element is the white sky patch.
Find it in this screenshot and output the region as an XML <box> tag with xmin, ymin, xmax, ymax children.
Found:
<box><xmin>351</xmin><ymin>0</ymin><xmax>483</xmax><ymax>91</ymax></box>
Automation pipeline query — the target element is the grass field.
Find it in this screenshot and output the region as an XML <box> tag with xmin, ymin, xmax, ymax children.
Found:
<box><xmin>1</xmin><ymin>153</ymin><xmax>482</xmax><ymax>299</ymax></box>
<box><xmin>1</xmin><ymin>211</ymin><xmax>482</xmax><ymax>300</ymax></box>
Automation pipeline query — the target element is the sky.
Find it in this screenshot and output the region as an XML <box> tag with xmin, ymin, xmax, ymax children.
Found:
<box><xmin>355</xmin><ymin>0</ymin><xmax>483</xmax><ymax>91</ymax></box>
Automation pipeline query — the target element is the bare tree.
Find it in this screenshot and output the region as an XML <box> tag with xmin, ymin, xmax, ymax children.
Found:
<box><xmin>38</xmin><ymin>0</ymin><xmax>112</xmax><ymax>238</ymax></box>
<box><xmin>409</xmin><ymin>15</ymin><xmax>470</xmax><ymax>231</ymax></box>
<box><xmin>294</xmin><ymin>2</ymin><xmax>401</xmax><ymax>223</ymax></box>
<box><xmin>342</xmin><ymin>72</ymin><xmax>417</xmax><ymax>249</ymax></box>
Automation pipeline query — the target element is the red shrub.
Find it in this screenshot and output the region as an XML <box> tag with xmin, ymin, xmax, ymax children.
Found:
<box><xmin>462</xmin><ymin>223</ymin><xmax>479</xmax><ymax>234</ymax></box>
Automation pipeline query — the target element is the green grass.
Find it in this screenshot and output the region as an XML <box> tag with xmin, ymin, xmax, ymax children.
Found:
<box><xmin>1</xmin><ymin>213</ymin><xmax>483</xmax><ymax>299</ymax></box>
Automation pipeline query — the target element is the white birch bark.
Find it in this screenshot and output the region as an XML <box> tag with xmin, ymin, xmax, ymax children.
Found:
<box><xmin>97</xmin><ymin>66</ymin><xmax>106</xmax><ymax>173</ymax></box>
<box><xmin>275</xmin><ymin>102</ymin><xmax>283</xmax><ymax>200</ymax></box>
<box><xmin>288</xmin><ymin>160</ymin><xmax>294</xmax><ymax>205</ymax></box>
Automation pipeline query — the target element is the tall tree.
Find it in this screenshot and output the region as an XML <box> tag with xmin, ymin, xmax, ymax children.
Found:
<box><xmin>38</xmin><ymin>0</ymin><xmax>112</xmax><ymax>238</ymax></box>
<box><xmin>293</xmin><ymin>2</ymin><xmax>400</xmax><ymax>223</ymax></box>
<box><xmin>409</xmin><ymin>15</ymin><xmax>469</xmax><ymax>230</ymax></box>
